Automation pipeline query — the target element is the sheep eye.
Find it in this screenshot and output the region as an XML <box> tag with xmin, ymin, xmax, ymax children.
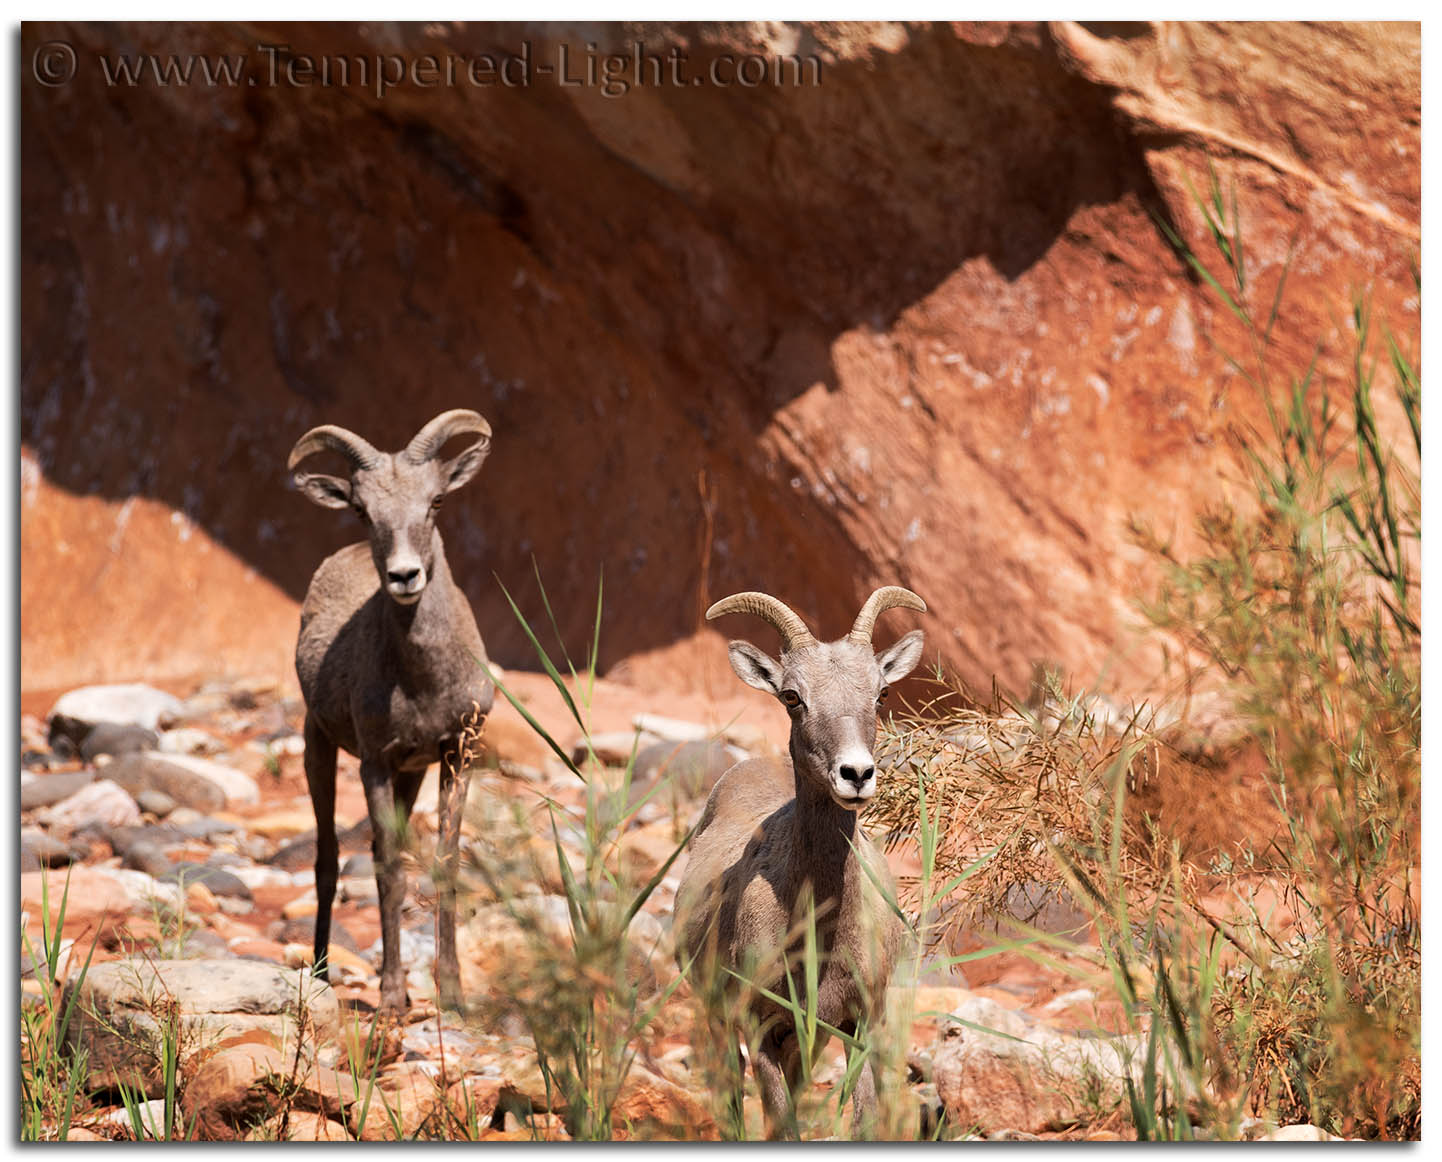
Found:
<box><xmin>781</xmin><ymin>690</ymin><xmax>802</xmax><ymax>709</ymax></box>
<box><xmin>430</xmin><ymin>496</ymin><xmax>444</xmax><ymax>511</ymax></box>
<box><xmin>878</xmin><ymin>686</ymin><xmax>891</xmax><ymax>704</ymax></box>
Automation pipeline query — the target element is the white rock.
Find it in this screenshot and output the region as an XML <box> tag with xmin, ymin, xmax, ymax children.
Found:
<box><xmin>1260</xmin><ymin>1124</ymin><xmax>1344</xmax><ymax>1142</ymax></box>
<box><xmin>268</xmin><ymin>735</ymin><xmax>305</xmax><ymax>757</ymax></box>
<box><xmin>574</xmin><ymin>730</ymin><xmax>663</xmax><ymax>766</ymax></box>
<box><xmin>93</xmin><ymin>866</ymin><xmax>185</xmax><ymax>913</ymax></box>
<box><xmin>140</xmin><ymin>752</ymin><xmax>259</xmax><ymax>806</ymax></box>
<box><xmin>931</xmin><ymin>992</ymin><xmax>1195</xmax><ymax>1134</ymax></box>
<box><xmin>719</xmin><ymin>723</ymin><xmax>769</xmax><ymax>754</ymax></box>
<box><xmin>100</xmin><ymin>1098</ymin><xmax>170</xmax><ymax>1139</ymax></box>
<box><xmin>227</xmin><ymin>865</ymin><xmax>296</xmax><ymax>890</ymax></box>
<box><xmin>338</xmin><ymin>876</ymin><xmax>378</xmax><ymax>904</ymax></box>
<box><xmin>66</xmin><ymin>959</ymin><xmax>339</xmax><ymax>1095</ymax></box>
<box><xmin>629</xmin><ymin>909</ymin><xmax>667</xmax><ymax>952</ymax></box>
<box><xmin>156</xmin><ymin>727</ymin><xmax>224</xmax><ymax>756</ymax></box>
<box><xmin>632</xmin><ymin>713</ymin><xmax>714</xmax><ymax>743</ymax></box>
<box><xmin>1039</xmin><ymin>988</ymin><xmax>1097</xmax><ymax>1016</ymax></box>
<box><xmin>37</xmin><ymin>778</ymin><xmax>141</xmax><ymax>832</ymax></box>
<box><xmin>49</xmin><ymin>684</ymin><xmax>184</xmax><ymax>733</ymax></box>
<box><xmin>365</xmin><ymin>925</ymin><xmax>436</xmax><ymax>971</ymax></box>
<box><xmin>406</xmin><ymin>968</ymin><xmax>436</xmax><ymax>1000</ymax></box>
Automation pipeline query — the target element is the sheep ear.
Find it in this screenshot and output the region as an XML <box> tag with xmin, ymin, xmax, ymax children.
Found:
<box><xmin>442</xmin><ymin>438</ymin><xmax>491</xmax><ymax>494</ymax></box>
<box><xmin>294</xmin><ymin>471</ymin><xmax>352</xmax><ymax>510</ymax></box>
<box><xmin>877</xmin><ymin>629</ymin><xmax>924</xmax><ymax>684</ymax></box>
<box><xmin>727</xmin><ymin>640</ymin><xmax>783</xmax><ymax>695</ymax></box>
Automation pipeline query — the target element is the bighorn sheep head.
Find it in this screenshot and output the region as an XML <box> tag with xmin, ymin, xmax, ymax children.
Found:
<box><xmin>288</xmin><ymin>410</ymin><xmax>492</xmax><ymax>606</ymax></box>
<box><xmin>706</xmin><ymin>586</ymin><xmax>926</xmax><ymax>808</ymax></box>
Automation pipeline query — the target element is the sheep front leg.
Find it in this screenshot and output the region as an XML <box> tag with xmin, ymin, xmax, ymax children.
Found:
<box><xmin>361</xmin><ymin>761</ymin><xmax>409</xmax><ymax>1015</ymax></box>
<box><xmin>302</xmin><ymin>716</ymin><xmax>339</xmax><ymax>982</ymax></box>
<box><xmin>434</xmin><ymin>737</ymin><xmax>470</xmax><ymax>1012</ymax></box>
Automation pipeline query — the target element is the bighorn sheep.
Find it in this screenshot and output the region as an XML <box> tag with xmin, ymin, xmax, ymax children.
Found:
<box><xmin>288</xmin><ymin>410</ymin><xmax>494</xmax><ymax>1015</ymax></box>
<box><xmin>676</xmin><ymin>587</ymin><xmax>926</xmax><ymax>1139</ymax></box>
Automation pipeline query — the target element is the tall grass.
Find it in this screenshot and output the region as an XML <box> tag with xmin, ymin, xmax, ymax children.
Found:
<box><xmin>1142</xmin><ymin>168</ymin><xmax>1420</xmax><ymax>1138</ymax></box>
<box><xmin>466</xmin><ymin>569</ymin><xmax>693</xmax><ymax>1140</ymax></box>
<box><xmin>20</xmin><ymin>870</ymin><xmax>98</xmax><ymax>1140</ymax></box>
<box><xmin>871</xmin><ymin>170</ymin><xmax>1419</xmax><ymax>1140</ymax></box>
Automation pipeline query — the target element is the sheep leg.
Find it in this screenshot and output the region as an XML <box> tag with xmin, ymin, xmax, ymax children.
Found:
<box><xmin>361</xmin><ymin>761</ymin><xmax>410</xmax><ymax>1014</ymax></box>
<box><xmin>838</xmin><ymin>1020</ymin><xmax>879</xmax><ymax>1140</ymax></box>
<box><xmin>302</xmin><ymin>715</ymin><xmax>339</xmax><ymax>982</ymax></box>
<box><xmin>754</xmin><ymin>1029</ymin><xmax>801</xmax><ymax>1140</ymax></box>
<box><xmin>850</xmin><ymin>1057</ymin><xmax>879</xmax><ymax>1140</ymax></box>
<box><xmin>433</xmin><ymin>737</ymin><xmax>469</xmax><ymax>1013</ymax></box>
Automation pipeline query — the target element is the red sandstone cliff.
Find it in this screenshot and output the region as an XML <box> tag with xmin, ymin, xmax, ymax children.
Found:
<box><xmin>20</xmin><ymin>21</ymin><xmax>1419</xmax><ymax>698</ymax></box>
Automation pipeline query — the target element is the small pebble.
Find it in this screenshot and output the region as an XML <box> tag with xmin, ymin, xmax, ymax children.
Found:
<box><xmin>135</xmin><ymin>789</ymin><xmax>178</xmax><ymax>818</ymax></box>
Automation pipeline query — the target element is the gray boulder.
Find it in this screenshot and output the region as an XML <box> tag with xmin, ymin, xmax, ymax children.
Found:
<box><xmin>632</xmin><ymin>738</ymin><xmax>741</xmax><ymax>803</ymax></box>
<box><xmin>20</xmin><ymin>828</ymin><xmax>86</xmax><ymax>869</ymax></box>
<box><xmin>134</xmin><ymin>789</ymin><xmax>178</xmax><ymax>818</ymax></box>
<box><xmin>121</xmin><ymin>840</ymin><xmax>176</xmax><ymax>878</ymax></box>
<box><xmin>80</xmin><ymin>722</ymin><xmax>160</xmax><ymax>762</ymax></box>
<box><xmin>268</xmin><ymin>818</ymin><xmax>371</xmax><ymax>870</ymax></box>
<box><xmin>20</xmin><ymin>770</ymin><xmax>96</xmax><ymax>812</ymax></box>
<box><xmin>102</xmin><ymin>753</ymin><xmax>227</xmax><ymax>814</ymax></box>
<box><xmin>159</xmin><ymin>861</ymin><xmax>254</xmax><ymax>901</ymax></box>
<box><xmin>272</xmin><ymin>915</ymin><xmax>360</xmax><ymax>954</ymax></box>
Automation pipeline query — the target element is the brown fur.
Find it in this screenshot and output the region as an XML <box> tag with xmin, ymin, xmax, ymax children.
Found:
<box><xmin>291</xmin><ymin>413</ymin><xmax>493</xmax><ymax>1015</ymax></box>
<box><xmin>676</xmin><ymin>612</ymin><xmax>923</xmax><ymax>1138</ymax></box>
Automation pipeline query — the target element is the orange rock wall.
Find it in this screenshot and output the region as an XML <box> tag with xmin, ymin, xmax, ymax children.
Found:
<box><xmin>20</xmin><ymin>21</ymin><xmax>1419</xmax><ymax>696</ymax></box>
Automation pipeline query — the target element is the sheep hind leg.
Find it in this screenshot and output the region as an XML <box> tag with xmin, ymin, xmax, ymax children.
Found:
<box><xmin>433</xmin><ymin>736</ymin><xmax>470</xmax><ymax>1013</ymax></box>
<box><xmin>754</xmin><ymin>1029</ymin><xmax>802</xmax><ymax>1140</ymax></box>
<box><xmin>302</xmin><ymin>716</ymin><xmax>339</xmax><ymax>984</ymax></box>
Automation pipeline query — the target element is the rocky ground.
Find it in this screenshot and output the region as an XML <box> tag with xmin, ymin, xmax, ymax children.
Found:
<box><xmin>20</xmin><ymin>673</ymin><xmax>1342</xmax><ymax>1141</ymax></box>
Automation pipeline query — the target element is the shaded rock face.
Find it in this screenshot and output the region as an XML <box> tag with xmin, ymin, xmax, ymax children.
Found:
<box><xmin>20</xmin><ymin>21</ymin><xmax>1419</xmax><ymax>697</ymax></box>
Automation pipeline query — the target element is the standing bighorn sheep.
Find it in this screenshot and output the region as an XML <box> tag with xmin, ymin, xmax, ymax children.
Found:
<box><xmin>676</xmin><ymin>587</ymin><xmax>926</xmax><ymax>1139</ymax></box>
<box><xmin>288</xmin><ymin>409</ymin><xmax>494</xmax><ymax>1015</ymax></box>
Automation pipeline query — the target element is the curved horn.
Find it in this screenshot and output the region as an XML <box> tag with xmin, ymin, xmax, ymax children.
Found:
<box><xmin>706</xmin><ymin>592</ymin><xmax>817</xmax><ymax>653</ymax></box>
<box><xmin>287</xmin><ymin>425</ymin><xmax>381</xmax><ymax>472</ymax></box>
<box><xmin>403</xmin><ymin>409</ymin><xmax>492</xmax><ymax>464</ymax></box>
<box><xmin>849</xmin><ymin>586</ymin><xmax>927</xmax><ymax>644</ymax></box>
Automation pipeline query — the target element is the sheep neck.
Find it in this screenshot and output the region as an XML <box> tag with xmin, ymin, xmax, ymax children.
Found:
<box><xmin>788</xmin><ymin>740</ymin><xmax>860</xmax><ymax>906</ymax></box>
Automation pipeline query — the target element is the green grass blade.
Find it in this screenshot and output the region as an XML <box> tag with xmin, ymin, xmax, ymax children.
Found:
<box><xmin>493</xmin><ymin>575</ymin><xmax>586</xmax><ymax>731</ymax></box>
<box><xmin>621</xmin><ymin>823</ymin><xmax>696</xmax><ymax>930</ymax></box>
<box><xmin>483</xmin><ymin>662</ymin><xmax>578</xmax><ymax>775</ymax></box>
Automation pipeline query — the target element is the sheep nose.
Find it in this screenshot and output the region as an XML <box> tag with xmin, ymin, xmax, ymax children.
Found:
<box><xmin>838</xmin><ymin>763</ymin><xmax>875</xmax><ymax>787</ymax></box>
<box><xmin>388</xmin><ymin>566</ymin><xmax>421</xmax><ymax>588</ymax></box>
